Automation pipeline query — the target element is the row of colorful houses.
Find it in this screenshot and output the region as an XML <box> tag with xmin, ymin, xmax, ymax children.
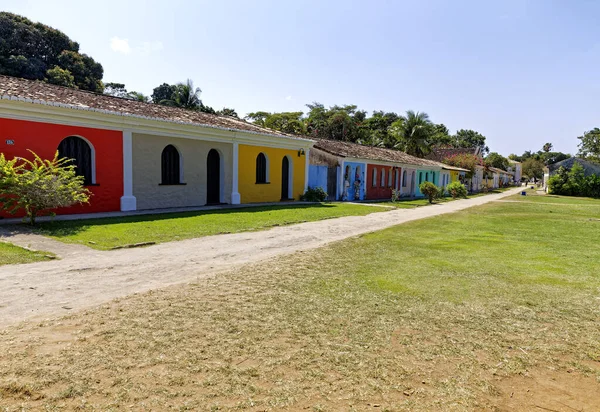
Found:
<box><xmin>0</xmin><ymin>75</ymin><xmax>313</xmax><ymax>216</ymax></box>
<box><xmin>0</xmin><ymin>75</ymin><xmax>511</xmax><ymax>217</ymax></box>
<box><xmin>307</xmin><ymin>139</ymin><xmax>468</xmax><ymax>200</ymax></box>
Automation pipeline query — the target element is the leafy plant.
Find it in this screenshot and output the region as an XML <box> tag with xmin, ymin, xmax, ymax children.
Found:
<box><xmin>446</xmin><ymin>181</ymin><xmax>467</xmax><ymax>199</ymax></box>
<box><xmin>548</xmin><ymin>161</ymin><xmax>600</xmax><ymax>198</ymax></box>
<box><xmin>419</xmin><ymin>181</ymin><xmax>441</xmax><ymax>204</ymax></box>
<box><xmin>391</xmin><ymin>189</ymin><xmax>401</xmax><ymax>202</ymax></box>
<box><xmin>300</xmin><ymin>186</ymin><xmax>327</xmax><ymax>202</ymax></box>
<box><xmin>0</xmin><ymin>151</ymin><xmax>90</xmax><ymax>225</ymax></box>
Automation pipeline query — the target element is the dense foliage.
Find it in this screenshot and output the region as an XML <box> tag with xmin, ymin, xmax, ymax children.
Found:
<box><xmin>419</xmin><ymin>181</ymin><xmax>442</xmax><ymax>203</ymax></box>
<box><xmin>0</xmin><ymin>151</ymin><xmax>90</xmax><ymax>224</ymax></box>
<box><xmin>509</xmin><ymin>142</ymin><xmax>571</xmax><ymax>166</ymax></box>
<box><xmin>442</xmin><ymin>153</ymin><xmax>483</xmax><ymax>177</ymax></box>
<box><xmin>548</xmin><ymin>162</ymin><xmax>600</xmax><ymax>198</ymax></box>
<box><xmin>446</xmin><ymin>181</ymin><xmax>468</xmax><ymax>199</ymax></box>
<box><xmin>300</xmin><ymin>186</ymin><xmax>328</xmax><ymax>202</ymax></box>
<box><xmin>485</xmin><ymin>152</ymin><xmax>509</xmax><ymax>170</ymax></box>
<box><xmin>521</xmin><ymin>158</ymin><xmax>545</xmax><ymax>182</ymax></box>
<box><xmin>0</xmin><ymin>12</ymin><xmax>104</xmax><ymax>92</ymax></box>
<box><xmin>577</xmin><ymin>128</ymin><xmax>600</xmax><ymax>163</ymax></box>
<box><xmin>150</xmin><ymin>80</ymin><xmax>216</xmax><ymax>113</ymax></box>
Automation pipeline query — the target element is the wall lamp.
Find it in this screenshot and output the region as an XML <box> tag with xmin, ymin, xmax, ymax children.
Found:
<box><xmin>297</xmin><ymin>148</ymin><xmax>306</xmax><ymax>157</ymax></box>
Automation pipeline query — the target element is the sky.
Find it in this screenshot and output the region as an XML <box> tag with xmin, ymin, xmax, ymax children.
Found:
<box><xmin>3</xmin><ymin>0</ymin><xmax>600</xmax><ymax>156</ymax></box>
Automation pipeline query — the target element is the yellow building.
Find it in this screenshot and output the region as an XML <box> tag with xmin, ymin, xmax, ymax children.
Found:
<box><xmin>238</xmin><ymin>144</ymin><xmax>309</xmax><ymax>203</ymax></box>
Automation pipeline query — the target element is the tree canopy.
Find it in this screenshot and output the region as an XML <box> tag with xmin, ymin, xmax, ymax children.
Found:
<box><xmin>0</xmin><ymin>12</ymin><xmax>104</xmax><ymax>92</ymax></box>
<box><xmin>577</xmin><ymin>128</ymin><xmax>600</xmax><ymax>163</ymax></box>
<box><xmin>521</xmin><ymin>158</ymin><xmax>545</xmax><ymax>182</ymax></box>
<box><xmin>485</xmin><ymin>152</ymin><xmax>509</xmax><ymax>170</ymax></box>
<box><xmin>151</xmin><ymin>80</ymin><xmax>216</xmax><ymax>113</ymax></box>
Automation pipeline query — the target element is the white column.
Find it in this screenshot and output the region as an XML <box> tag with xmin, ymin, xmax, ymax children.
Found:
<box><xmin>120</xmin><ymin>129</ymin><xmax>137</xmax><ymax>211</ymax></box>
<box><xmin>304</xmin><ymin>147</ymin><xmax>310</xmax><ymax>193</ymax></box>
<box><xmin>231</xmin><ymin>142</ymin><xmax>241</xmax><ymax>204</ymax></box>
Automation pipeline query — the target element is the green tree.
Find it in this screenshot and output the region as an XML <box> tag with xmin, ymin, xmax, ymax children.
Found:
<box><xmin>245</xmin><ymin>111</ymin><xmax>271</xmax><ymax>127</ymax></box>
<box><xmin>485</xmin><ymin>152</ymin><xmax>509</xmax><ymax>170</ymax></box>
<box><xmin>521</xmin><ymin>158</ymin><xmax>544</xmax><ymax>182</ymax></box>
<box><xmin>389</xmin><ymin>111</ymin><xmax>434</xmax><ymax>157</ymax></box>
<box><xmin>431</xmin><ymin>123</ymin><xmax>452</xmax><ymax>147</ymax></box>
<box><xmin>104</xmin><ymin>82</ymin><xmax>128</xmax><ymax>98</ymax></box>
<box><xmin>151</xmin><ymin>83</ymin><xmax>177</xmax><ymax>104</ymax></box>
<box><xmin>543</xmin><ymin>142</ymin><xmax>553</xmax><ymax>153</ymax></box>
<box><xmin>218</xmin><ymin>107</ymin><xmax>239</xmax><ymax>118</ymax></box>
<box><xmin>45</xmin><ymin>66</ymin><xmax>75</xmax><ymax>88</ymax></box>
<box><xmin>265</xmin><ymin>112</ymin><xmax>306</xmax><ymax>135</ymax></box>
<box><xmin>127</xmin><ymin>91</ymin><xmax>151</xmax><ymax>103</ymax></box>
<box><xmin>0</xmin><ymin>12</ymin><xmax>104</xmax><ymax>91</ymax></box>
<box><xmin>577</xmin><ymin>128</ymin><xmax>600</xmax><ymax>163</ymax></box>
<box><xmin>160</xmin><ymin>79</ymin><xmax>202</xmax><ymax>110</ymax></box>
<box><xmin>451</xmin><ymin>129</ymin><xmax>489</xmax><ymax>154</ymax></box>
<box><xmin>0</xmin><ymin>151</ymin><xmax>90</xmax><ymax>225</ymax></box>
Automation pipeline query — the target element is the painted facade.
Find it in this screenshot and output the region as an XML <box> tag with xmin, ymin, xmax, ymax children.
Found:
<box><xmin>0</xmin><ymin>117</ymin><xmax>123</xmax><ymax>216</ymax></box>
<box><xmin>238</xmin><ymin>145</ymin><xmax>307</xmax><ymax>203</ymax></box>
<box><xmin>132</xmin><ymin>133</ymin><xmax>233</xmax><ymax>210</ymax></box>
<box><xmin>340</xmin><ymin>161</ymin><xmax>366</xmax><ymax>200</ymax></box>
<box><xmin>415</xmin><ymin>169</ymin><xmax>439</xmax><ymax>197</ymax></box>
<box><xmin>307</xmin><ymin>165</ymin><xmax>328</xmax><ymax>193</ymax></box>
<box><xmin>366</xmin><ymin>164</ymin><xmax>399</xmax><ymax>200</ymax></box>
<box><xmin>399</xmin><ymin>168</ymin><xmax>417</xmax><ymax>197</ymax></box>
<box><xmin>0</xmin><ymin>76</ymin><xmax>313</xmax><ymax>217</ymax></box>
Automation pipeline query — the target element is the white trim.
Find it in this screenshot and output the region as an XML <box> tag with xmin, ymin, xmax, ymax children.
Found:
<box><xmin>120</xmin><ymin>129</ymin><xmax>136</xmax><ymax>211</ymax></box>
<box><xmin>231</xmin><ymin>143</ymin><xmax>240</xmax><ymax>204</ymax></box>
<box><xmin>0</xmin><ymin>96</ymin><xmax>313</xmax><ymax>144</ymax></box>
<box><xmin>342</xmin><ymin>156</ymin><xmax>443</xmax><ymax>171</ymax></box>
<box><xmin>0</xmin><ymin>101</ymin><xmax>314</xmax><ymax>151</ymax></box>
<box><xmin>304</xmin><ymin>148</ymin><xmax>310</xmax><ymax>193</ymax></box>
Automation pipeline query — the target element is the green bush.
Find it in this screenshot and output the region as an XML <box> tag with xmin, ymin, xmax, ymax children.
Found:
<box><xmin>419</xmin><ymin>181</ymin><xmax>442</xmax><ymax>204</ymax></box>
<box><xmin>446</xmin><ymin>181</ymin><xmax>468</xmax><ymax>199</ymax></box>
<box><xmin>300</xmin><ymin>186</ymin><xmax>327</xmax><ymax>202</ymax></box>
<box><xmin>0</xmin><ymin>151</ymin><xmax>90</xmax><ymax>224</ymax></box>
<box><xmin>548</xmin><ymin>162</ymin><xmax>600</xmax><ymax>198</ymax></box>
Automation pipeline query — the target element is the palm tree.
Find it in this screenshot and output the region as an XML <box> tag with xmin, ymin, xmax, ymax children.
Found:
<box><xmin>127</xmin><ymin>91</ymin><xmax>151</xmax><ymax>103</ymax></box>
<box><xmin>161</xmin><ymin>79</ymin><xmax>202</xmax><ymax>110</ymax></box>
<box><xmin>389</xmin><ymin>111</ymin><xmax>434</xmax><ymax>157</ymax></box>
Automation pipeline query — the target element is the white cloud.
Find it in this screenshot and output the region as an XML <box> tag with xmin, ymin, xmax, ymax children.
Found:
<box><xmin>110</xmin><ymin>37</ymin><xmax>131</xmax><ymax>54</ymax></box>
<box><xmin>139</xmin><ymin>41</ymin><xmax>164</xmax><ymax>56</ymax></box>
<box><xmin>285</xmin><ymin>95</ymin><xmax>292</xmax><ymax>101</ymax></box>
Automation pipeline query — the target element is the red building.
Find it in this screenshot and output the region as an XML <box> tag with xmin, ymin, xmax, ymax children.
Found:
<box><xmin>0</xmin><ymin>117</ymin><xmax>123</xmax><ymax>216</ymax></box>
<box><xmin>366</xmin><ymin>163</ymin><xmax>401</xmax><ymax>200</ymax></box>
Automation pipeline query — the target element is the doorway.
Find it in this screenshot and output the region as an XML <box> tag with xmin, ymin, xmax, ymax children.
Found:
<box><xmin>281</xmin><ymin>156</ymin><xmax>290</xmax><ymax>200</ymax></box>
<box><xmin>207</xmin><ymin>149</ymin><xmax>220</xmax><ymax>204</ymax></box>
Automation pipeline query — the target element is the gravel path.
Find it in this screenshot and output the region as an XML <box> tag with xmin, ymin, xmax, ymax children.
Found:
<box><xmin>0</xmin><ymin>188</ymin><xmax>521</xmax><ymax>328</ymax></box>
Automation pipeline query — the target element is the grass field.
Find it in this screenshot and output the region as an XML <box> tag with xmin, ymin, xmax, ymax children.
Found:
<box><xmin>0</xmin><ymin>242</ymin><xmax>53</xmax><ymax>266</ymax></box>
<box><xmin>1</xmin><ymin>194</ymin><xmax>599</xmax><ymax>410</ymax></box>
<box><xmin>31</xmin><ymin>203</ymin><xmax>388</xmax><ymax>250</ymax></box>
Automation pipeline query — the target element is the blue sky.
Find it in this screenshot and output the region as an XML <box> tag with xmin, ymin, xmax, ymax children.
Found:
<box><xmin>3</xmin><ymin>0</ymin><xmax>599</xmax><ymax>156</ymax></box>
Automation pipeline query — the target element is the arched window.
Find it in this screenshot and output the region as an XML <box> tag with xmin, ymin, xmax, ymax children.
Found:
<box><xmin>402</xmin><ymin>170</ymin><xmax>407</xmax><ymax>187</ymax></box>
<box><xmin>388</xmin><ymin>169</ymin><xmax>393</xmax><ymax>187</ymax></box>
<box><xmin>419</xmin><ymin>172</ymin><xmax>423</xmax><ymax>185</ymax></box>
<box><xmin>381</xmin><ymin>169</ymin><xmax>385</xmax><ymax>187</ymax></box>
<box><xmin>256</xmin><ymin>153</ymin><xmax>268</xmax><ymax>183</ymax></box>
<box><xmin>372</xmin><ymin>168</ymin><xmax>377</xmax><ymax>187</ymax></box>
<box><xmin>161</xmin><ymin>144</ymin><xmax>181</xmax><ymax>184</ymax></box>
<box><xmin>57</xmin><ymin>136</ymin><xmax>93</xmax><ymax>185</ymax></box>
<box><xmin>425</xmin><ymin>172</ymin><xmax>429</xmax><ymax>182</ymax></box>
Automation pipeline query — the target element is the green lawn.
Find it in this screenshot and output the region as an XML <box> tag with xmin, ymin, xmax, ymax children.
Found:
<box><xmin>2</xmin><ymin>193</ymin><xmax>599</xmax><ymax>410</ymax></box>
<box><xmin>32</xmin><ymin>203</ymin><xmax>389</xmax><ymax>250</ymax></box>
<box><xmin>0</xmin><ymin>242</ymin><xmax>54</xmax><ymax>266</ymax></box>
<box><xmin>376</xmin><ymin>188</ymin><xmax>513</xmax><ymax>208</ymax></box>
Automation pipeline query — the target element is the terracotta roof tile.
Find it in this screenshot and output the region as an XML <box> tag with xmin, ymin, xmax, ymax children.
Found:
<box><xmin>0</xmin><ymin>75</ymin><xmax>307</xmax><ymax>140</ymax></box>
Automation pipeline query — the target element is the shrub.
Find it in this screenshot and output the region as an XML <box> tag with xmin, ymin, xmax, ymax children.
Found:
<box><xmin>419</xmin><ymin>181</ymin><xmax>442</xmax><ymax>204</ymax></box>
<box><xmin>300</xmin><ymin>186</ymin><xmax>327</xmax><ymax>202</ymax></box>
<box><xmin>446</xmin><ymin>181</ymin><xmax>467</xmax><ymax>199</ymax></box>
<box><xmin>0</xmin><ymin>151</ymin><xmax>91</xmax><ymax>225</ymax></box>
<box><xmin>391</xmin><ymin>189</ymin><xmax>401</xmax><ymax>202</ymax></box>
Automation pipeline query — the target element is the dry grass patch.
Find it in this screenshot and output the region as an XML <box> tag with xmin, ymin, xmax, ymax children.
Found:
<box><xmin>1</xmin><ymin>198</ymin><xmax>599</xmax><ymax>410</ymax></box>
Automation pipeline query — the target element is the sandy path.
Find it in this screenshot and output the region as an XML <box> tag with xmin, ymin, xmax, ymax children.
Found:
<box><xmin>0</xmin><ymin>188</ymin><xmax>521</xmax><ymax>328</ymax></box>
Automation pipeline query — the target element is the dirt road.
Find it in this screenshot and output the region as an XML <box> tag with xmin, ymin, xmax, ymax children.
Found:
<box><xmin>0</xmin><ymin>188</ymin><xmax>521</xmax><ymax>328</ymax></box>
